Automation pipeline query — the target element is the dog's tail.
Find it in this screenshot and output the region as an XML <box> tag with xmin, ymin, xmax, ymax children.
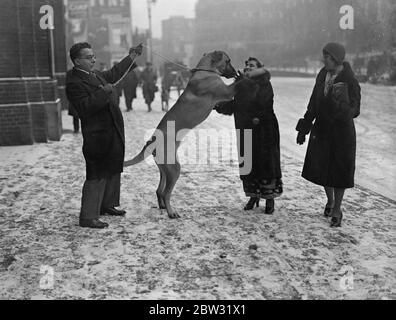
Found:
<box><xmin>124</xmin><ymin>138</ymin><xmax>156</xmax><ymax>167</ymax></box>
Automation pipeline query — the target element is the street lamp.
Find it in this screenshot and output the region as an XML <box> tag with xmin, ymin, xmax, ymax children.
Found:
<box><xmin>147</xmin><ymin>0</ymin><xmax>157</xmax><ymax>63</ymax></box>
<box><xmin>129</xmin><ymin>0</ymin><xmax>134</xmax><ymax>46</ymax></box>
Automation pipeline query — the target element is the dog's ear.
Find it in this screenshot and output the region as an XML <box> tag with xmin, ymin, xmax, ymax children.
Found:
<box><xmin>211</xmin><ymin>51</ymin><xmax>223</xmax><ymax>63</ymax></box>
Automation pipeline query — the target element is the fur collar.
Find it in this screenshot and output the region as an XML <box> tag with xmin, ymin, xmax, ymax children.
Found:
<box><xmin>317</xmin><ymin>62</ymin><xmax>356</xmax><ymax>83</ymax></box>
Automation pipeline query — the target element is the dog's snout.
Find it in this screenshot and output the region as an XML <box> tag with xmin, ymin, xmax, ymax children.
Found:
<box><xmin>230</xmin><ymin>66</ymin><xmax>237</xmax><ymax>77</ymax></box>
<box><xmin>224</xmin><ymin>64</ymin><xmax>237</xmax><ymax>79</ymax></box>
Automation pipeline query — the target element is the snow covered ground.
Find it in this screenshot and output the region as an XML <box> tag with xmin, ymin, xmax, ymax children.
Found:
<box><xmin>0</xmin><ymin>78</ymin><xmax>395</xmax><ymax>299</ymax></box>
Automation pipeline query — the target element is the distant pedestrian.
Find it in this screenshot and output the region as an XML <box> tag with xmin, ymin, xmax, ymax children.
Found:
<box><xmin>215</xmin><ymin>57</ymin><xmax>283</xmax><ymax>214</ymax></box>
<box><xmin>121</xmin><ymin>68</ymin><xmax>139</xmax><ymax>112</ymax></box>
<box><xmin>367</xmin><ymin>58</ymin><xmax>376</xmax><ymax>80</ymax></box>
<box><xmin>296</xmin><ymin>42</ymin><xmax>361</xmax><ymax>227</ymax></box>
<box><xmin>161</xmin><ymin>68</ymin><xmax>172</xmax><ymax>112</ymax></box>
<box><xmin>174</xmin><ymin>71</ymin><xmax>185</xmax><ymax>97</ymax></box>
<box><xmin>113</xmin><ymin>61</ymin><xmax>123</xmax><ymax>108</ymax></box>
<box><xmin>141</xmin><ymin>62</ymin><xmax>158</xmax><ymax>112</ymax></box>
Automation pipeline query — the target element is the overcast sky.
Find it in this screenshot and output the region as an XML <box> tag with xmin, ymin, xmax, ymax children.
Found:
<box><xmin>131</xmin><ymin>0</ymin><xmax>198</xmax><ymax>38</ymax></box>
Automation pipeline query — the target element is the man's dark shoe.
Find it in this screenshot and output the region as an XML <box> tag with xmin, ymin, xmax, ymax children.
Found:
<box><xmin>79</xmin><ymin>218</ymin><xmax>109</xmax><ymax>229</ymax></box>
<box><xmin>101</xmin><ymin>207</ymin><xmax>126</xmax><ymax>216</ymax></box>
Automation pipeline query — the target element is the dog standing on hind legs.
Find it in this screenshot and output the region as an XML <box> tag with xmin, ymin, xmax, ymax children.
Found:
<box><xmin>124</xmin><ymin>51</ymin><xmax>239</xmax><ymax>218</ymax></box>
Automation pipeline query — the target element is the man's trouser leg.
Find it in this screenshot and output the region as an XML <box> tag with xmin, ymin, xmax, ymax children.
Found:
<box><xmin>125</xmin><ymin>93</ymin><xmax>132</xmax><ymax>110</ymax></box>
<box><xmin>80</xmin><ymin>178</ymin><xmax>107</xmax><ymax>220</ymax></box>
<box><xmin>101</xmin><ymin>173</ymin><xmax>121</xmax><ymax>213</ymax></box>
<box><xmin>73</xmin><ymin>116</ymin><xmax>80</xmax><ymax>132</ymax></box>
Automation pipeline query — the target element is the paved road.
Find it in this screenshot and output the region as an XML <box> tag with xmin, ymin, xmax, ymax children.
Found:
<box><xmin>161</xmin><ymin>77</ymin><xmax>396</xmax><ymax>201</ymax></box>
<box><xmin>0</xmin><ymin>78</ymin><xmax>394</xmax><ymax>299</ymax></box>
<box><xmin>269</xmin><ymin>77</ymin><xmax>396</xmax><ymax>201</ymax></box>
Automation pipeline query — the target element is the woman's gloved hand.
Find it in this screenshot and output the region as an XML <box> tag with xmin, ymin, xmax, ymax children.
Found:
<box><xmin>234</xmin><ymin>70</ymin><xmax>245</xmax><ymax>82</ymax></box>
<box><xmin>296</xmin><ymin>132</ymin><xmax>306</xmax><ymax>145</ymax></box>
<box><xmin>252</xmin><ymin>117</ymin><xmax>260</xmax><ymax>125</ymax></box>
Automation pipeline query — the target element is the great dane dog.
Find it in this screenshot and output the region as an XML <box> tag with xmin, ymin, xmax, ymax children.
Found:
<box><xmin>124</xmin><ymin>51</ymin><xmax>238</xmax><ymax>218</ymax></box>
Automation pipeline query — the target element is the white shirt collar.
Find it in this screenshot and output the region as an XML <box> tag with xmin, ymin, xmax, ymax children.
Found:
<box><xmin>74</xmin><ymin>67</ymin><xmax>91</xmax><ymax>75</ymax></box>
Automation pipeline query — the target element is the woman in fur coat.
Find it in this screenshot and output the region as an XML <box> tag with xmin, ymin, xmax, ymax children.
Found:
<box><xmin>296</xmin><ymin>42</ymin><xmax>361</xmax><ymax>227</ymax></box>
<box><xmin>215</xmin><ymin>57</ymin><xmax>283</xmax><ymax>214</ymax></box>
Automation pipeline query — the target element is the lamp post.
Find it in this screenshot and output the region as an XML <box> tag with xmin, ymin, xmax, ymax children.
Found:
<box><xmin>129</xmin><ymin>0</ymin><xmax>134</xmax><ymax>46</ymax></box>
<box><xmin>147</xmin><ymin>0</ymin><xmax>156</xmax><ymax>63</ymax></box>
<box><xmin>47</xmin><ymin>8</ymin><xmax>56</xmax><ymax>79</ymax></box>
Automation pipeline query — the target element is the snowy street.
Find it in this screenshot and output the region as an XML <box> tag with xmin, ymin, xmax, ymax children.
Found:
<box><xmin>0</xmin><ymin>78</ymin><xmax>395</xmax><ymax>299</ymax></box>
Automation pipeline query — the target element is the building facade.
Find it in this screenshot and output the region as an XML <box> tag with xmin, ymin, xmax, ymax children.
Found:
<box><xmin>0</xmin><ymin>0</ymin><xmax>67</xmax><ymax>146</ymax></box>
<box><xmin>65</xmin><ymin>0</ymin><xmax>133</xmax><ymax>69</ymax></box>
<box><xmin>162</xmin><ymin>16</ymin><xmax>194</xmax><ymax>67</ymax></box>
<box><xmin>193</xmin><ymin>0</ymin><xmax>290</xmax><ymax>67</ymax></box>
<box><xmin>193</xmin><ymin>0</ymin><xmax>396</xmax><ymax>68</ymax></box>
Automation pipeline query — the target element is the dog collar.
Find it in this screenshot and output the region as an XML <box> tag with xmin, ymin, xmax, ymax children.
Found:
<box><xmin>190</xmin><ymin>68</ymin><xmax>221</xmax><ymax>75</ymax></box>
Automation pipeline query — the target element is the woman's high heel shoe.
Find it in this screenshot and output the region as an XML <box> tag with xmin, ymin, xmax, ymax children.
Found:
<box><xmin>244</xmin><ymin>197</ymin><xmax>260</xmax><ymax>210</ymax></box>
<box><xmin>330</xmin><ymin>211</ymin><xmax>343</xmax><ymax>227</ymax></box>
<box><xmin>265</xmin><ymin>199</ymin><xmax>275</xmax><ymax>215</ymax></box>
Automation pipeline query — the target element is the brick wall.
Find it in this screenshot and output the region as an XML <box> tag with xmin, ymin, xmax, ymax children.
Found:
<box><xmin>31</xmin><ymin>103</ymin><xmax>48</xmax><ymax>143</ymax></box>
<box><xmin>0</xmin><ymin>104</ymin><xmax>33</xmax><ymax>146</ymax></box>
<box><xmin>56</xmin><ymin>73</ymin><xmax>68</xmax><ymax>110</ymax></box>
<box><xmin>0</xmin><ymin>0</ymin><xmax>66</xmax><ymax>146</ymax></box>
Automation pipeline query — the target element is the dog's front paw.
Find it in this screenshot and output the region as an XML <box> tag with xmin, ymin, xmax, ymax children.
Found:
<box><xmin>168</xmin><ymin>211</ymin><xmax>180</xmax><ymax>219</ymax></box>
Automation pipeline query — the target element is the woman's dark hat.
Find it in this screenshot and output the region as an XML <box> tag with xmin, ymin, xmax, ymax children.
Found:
<box><xmin>323</xmin><ymin>42</ymin><xmax>346</xmax><ymax>64</ymax></box>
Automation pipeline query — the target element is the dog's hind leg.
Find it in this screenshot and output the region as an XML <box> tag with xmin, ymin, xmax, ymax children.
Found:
<box><xmin>162</xmin><ymin>161</ymin><xmax>181</xmax><ymax>219</ymax></box>
<box><xmin>156</xmin><ymin>164</ymin><xmax>166</xmax><ymax>209</ymax></box>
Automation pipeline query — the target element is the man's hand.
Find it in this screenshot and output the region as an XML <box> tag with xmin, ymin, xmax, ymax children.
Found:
<box><xmin>129</xmin><ymin>43</ymin><xmax>143</xmax><ymax>58</ymax></box>
<box><xmin>296</xmin><ymin>132</ymin><xmax>306</xmax><ymax>145</ymax></box>
<box><xmin>100</xmin><ymin>84</ymin><xmax>113</xmax><ymax>94</ymax></box>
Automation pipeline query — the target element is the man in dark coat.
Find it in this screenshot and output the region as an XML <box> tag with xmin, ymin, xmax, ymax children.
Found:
<box><xmin>215</xmin><ymin>57</ymin><xmax>282</xmax><ymax>214</ymax></box>
<box><xmin>141</xmin><ymin>62</ymin><xmax>158</xmax><ymax>112</ymax></box>
<box><xmin>121</xmin><ymin>68</ymin><xmax>139</xmax><ymax>112</ymax></box>
<box><xmin>66</xmin><ymin>42</ymin><xmax>142</xmax><ymax>228</ymax></box>
<box><xmin>112</xmin><ymin>61</ymin><xmax>123</xmax><ymax>108</ymax></box>
<box><xmin>296</xmin><ymin>42</ymin><xmax>361</xmax><ymax>228</ymax></box>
